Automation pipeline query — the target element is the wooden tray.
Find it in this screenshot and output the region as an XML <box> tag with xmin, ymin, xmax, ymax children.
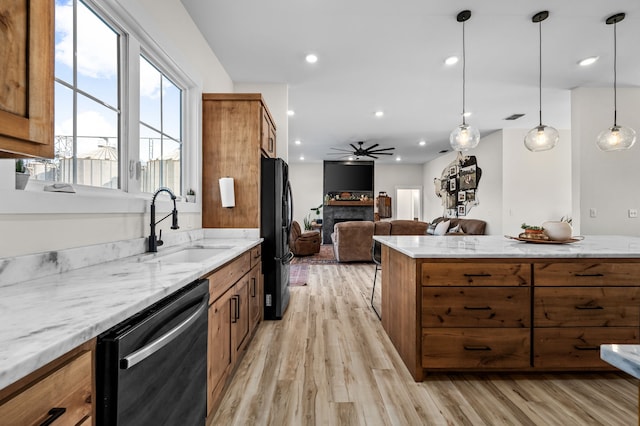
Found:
<box><xmin>504</xmin><ymin>235</ymin><xmax>584</xmax><ymax>244</ymax></box>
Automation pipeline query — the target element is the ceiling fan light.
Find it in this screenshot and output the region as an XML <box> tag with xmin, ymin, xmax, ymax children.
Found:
<box><xmin>524</xmin><ymin>125</ymin><xmax>559</xmax><ymax>152</ymax></box>
<box><xmin>596</xmin><ymin>125</ymin><xmax>636</xmax><ymax>151</ymax></box>
<box><xmin>450</xmin><ymin>123</ymin><xmax>480</xmax><ymax>151</ymax></box>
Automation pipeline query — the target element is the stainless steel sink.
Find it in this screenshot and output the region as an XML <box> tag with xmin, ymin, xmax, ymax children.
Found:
<box><xmin>146</xmin><ymin>248</ymin><xmax>228</xmax><ymax>264</ymax></box>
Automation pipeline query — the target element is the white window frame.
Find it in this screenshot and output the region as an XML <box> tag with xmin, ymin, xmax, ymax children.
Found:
<box><xmin>0</xmin><ymin>0</ymin><xmax>200</xmax><ymax>214</ymax></box>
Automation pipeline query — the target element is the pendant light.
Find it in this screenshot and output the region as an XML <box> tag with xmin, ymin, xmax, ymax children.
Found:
<box><xmin>450</xmin><ymin>10</ymin><xmax>480</xmax><ymax>151</ymax></box>
<box><xmin>524</xmin><ymin>11</ymin><xmax>559</xmax><ymax>152</ymax></box>
<box><xmin>596</xmin><ymin>13</ymin><xmax>636</xmax><ymax>151</ymax></box>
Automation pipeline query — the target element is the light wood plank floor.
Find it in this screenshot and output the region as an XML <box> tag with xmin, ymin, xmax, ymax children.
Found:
<box><xmin>211</xmin><ymin>264</ymin><xmax>638</xmax><ymax>425</ymax></box>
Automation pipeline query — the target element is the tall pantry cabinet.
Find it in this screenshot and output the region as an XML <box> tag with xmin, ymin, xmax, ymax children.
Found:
<box><xmin>202</xmin><ymin>93</ymin><xmax>276</xmax><ymax>228</ymax></box>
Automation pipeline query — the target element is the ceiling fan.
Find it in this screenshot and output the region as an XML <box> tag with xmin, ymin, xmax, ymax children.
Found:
<box><xmin>329</xmin><ymin>141</ymin><xmax>395</xmax><ymax>159</ymax></box>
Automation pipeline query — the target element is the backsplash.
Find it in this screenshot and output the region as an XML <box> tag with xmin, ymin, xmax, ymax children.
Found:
<box><xmin>0</xmin><ymin>228</ymin><xmax>259</xmax><ymax>287</ymax></box>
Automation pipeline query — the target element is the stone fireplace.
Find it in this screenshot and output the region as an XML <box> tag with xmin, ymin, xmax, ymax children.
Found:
<box><xmin>322</xmin><ymin>204</ymin><xmax>374</xmax><ymax>244</ymax></box>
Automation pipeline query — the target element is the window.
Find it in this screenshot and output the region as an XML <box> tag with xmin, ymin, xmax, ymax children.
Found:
<box><xmin>29</xmin><ymin>0</ymin><xmax>121</xmax><ymax>188</ymax></box>
<box><xmin>139</xmin><ymin>56</ymin><xmax>183</xmax><ymax>195</ymax></box>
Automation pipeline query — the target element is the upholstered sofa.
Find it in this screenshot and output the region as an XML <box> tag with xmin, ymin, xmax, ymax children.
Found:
<box><xmin>330</xmin><ymin>218</ymin><xmax>486</xmax><ymax>262</ymax></box>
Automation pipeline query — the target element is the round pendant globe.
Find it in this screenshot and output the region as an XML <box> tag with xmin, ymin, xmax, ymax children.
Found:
<box><xmin>524</xmin><ymin>125</ymin><xmax>559</xmax><ymax>152</ymax></box>
<box><xmin>449</xmin><ymin>124</ymin><xmax>480</xmax><ymax>151</ymax></box>
<box><xmin>596</xmin><ymin>125</ymin><xmax>636</xmax><ymax>151</ymax></box>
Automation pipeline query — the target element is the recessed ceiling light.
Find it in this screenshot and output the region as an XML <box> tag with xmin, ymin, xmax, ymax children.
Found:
<box><xmin>395</xmin><ymin>156</ymin><xmax>401</xmax><ymax>161</ymax></box>
<box><xmin>299</xmin><ymin>155</ymin><xmax>305</xmax><ymax>160</ymax></box>
<box><xmin>294</xmin><ymin>140</ymin><xmax>301</xmax><ymax>145</ymax></box>
<box><xmin>287</xmin><ymin>110</ymin><xmax>295</xmax><ymax>116</ymax></box>
<box><xmin>305</xmin><ymin>54</ymin><xmax>318</xmax><ymax>64</ymax></box>
<box><xmin>419</xmin><ymin>140</ymin><xmax>426</xmax><ymax>146</ymax></box>
<box><xmin>348</xmin><ymin>156</ymin><xmax>354</xmax><ymax>161</ymax></box>
<box><xmin>445</xmin><ymin>56</ymin><xmax>459</xmax><ymax>65</ymax></box>
<box><xmin>578</xmin><ymin>56</ymin><xmax>599</xmax><ymax>66</ymax></box>
<box><xmin>375</xmin><ymin>111</ymin><xmax>384</xmax><ymax>117</ymax></box>
<box><xmin>463</xmin><ymin>111</ymin><xmax>472</xmax><ymax>118</ymax></box>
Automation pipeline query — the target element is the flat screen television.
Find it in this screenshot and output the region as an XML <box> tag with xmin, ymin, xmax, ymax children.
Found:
<box><xmin>323</xmin><ymin>161</ymin><xmax>374</xmax><ymax>194</ymax></box>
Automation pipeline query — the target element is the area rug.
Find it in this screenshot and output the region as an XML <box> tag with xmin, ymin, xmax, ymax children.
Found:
<box><xmin>289</xmin><ymin>264</ymin><xmax>309</xmax><ymax>286</ymax></box>
<box><xmin>291</xmin><ymin>244</ymin><xmax>337</xmax><ymax>265</ymax></box>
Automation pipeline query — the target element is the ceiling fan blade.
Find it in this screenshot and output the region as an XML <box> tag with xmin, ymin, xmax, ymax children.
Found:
<box><xmin>365</xmin><ymin>143</ymin><xmax>379</xmax><ymax>151</ymax></box>
<box><xmin>369</xmin><ymin>147</ymin><xmax>395</xmax><ymax>152</ymax></box>
<box><xmin>366</xmin><ymin>154</ymin><xmax>379</xmax><ymax>159</ymax></box>
<box><xmin>349</xmin><ymin>143</ymin><xmax>359</xmax><ymax>151</ymax></box>
<box><xmin>330</xmin><ymin>147</ymin><xmax>353</xmax><ymax>152</ymax></box>
<box><xmin>374</xmin><ymin>152</ymin><xmax>394</xmax><ymax>155</ymax></box>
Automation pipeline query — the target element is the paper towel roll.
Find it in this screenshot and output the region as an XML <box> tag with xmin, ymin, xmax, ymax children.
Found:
<box><xmin>219</xmin><ymin>177</ymin><xmax>235</xmax><ymax>208</ymax></box>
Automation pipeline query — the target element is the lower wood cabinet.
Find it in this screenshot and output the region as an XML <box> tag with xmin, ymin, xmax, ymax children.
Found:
<box><xmin>0</xmin><ymin>340</ymin><xmax>94</xmax><ymax>425</ymax></box>
<box><xmin>206</xmin><ymin>246</ymin><xmax>263</xmax><ymax>418</ymax></box>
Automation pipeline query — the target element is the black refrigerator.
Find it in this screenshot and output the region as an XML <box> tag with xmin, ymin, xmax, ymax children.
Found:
<box><xmin>261</xmin><ymin>157</ymin><xmax>294</xmax><ymax>320</ymax></box>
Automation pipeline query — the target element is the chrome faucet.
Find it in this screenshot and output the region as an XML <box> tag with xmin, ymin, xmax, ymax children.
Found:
<box><xmin>148</xmin><ymin>187</ymin><xmax>179</xmax><ymax>252</ymax></box>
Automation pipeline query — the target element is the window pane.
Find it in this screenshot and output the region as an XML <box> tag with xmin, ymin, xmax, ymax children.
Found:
<box><xmin>140</xmin><ymin>124</ymin><xmax>162</xmax><ymax>193</ymax></box>
<box><xmin>76</xmin><ymin>94</ymin><xmax>119</xmax><ymax>188</ymax></box>
<box><xmin>162</xmin><ymin>77</ymin><xmax>182</xmax><ymax>140</ymax></box>
<box><xmin>162</xmin><ymin>138</ymin><xmax>181</xmax><ymax>195</ymax></box>
<box><xmin>54</xmin><ymin>0</ymin><xmax>73</xmax><ymax>84</ymax></box>
<box><xmin>76</xmin><ymin>0</ymin><xmax>119</xmax><ymax>107</ymax></box>
<box><xmin>140</xmin><ymin>56</ymin><xmax>161</xmax><ymax>130</ymax></box>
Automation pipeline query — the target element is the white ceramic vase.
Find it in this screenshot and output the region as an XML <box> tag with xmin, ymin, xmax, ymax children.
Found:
<box><xmin>542</xmin><ymin>221</ymin><xmax>572</xmax><ymax>241</ymax></box>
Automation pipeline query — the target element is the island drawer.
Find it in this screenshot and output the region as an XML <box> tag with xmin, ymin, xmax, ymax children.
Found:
<box><xmin>421</xmin><ymin>263</ymin><xmax>530</xmax><ymax>287</ymax></box>
<box><xmin>422</xmin><ymin>328</ymin><xmax>530</xmax><ymax>369</ymax></box>
<box><xmin>534</xmin><ymin>262</ymin><xmax>640</xmax><ymax>286</ymax></box>
<box><xmin>207</xmin><ymin>252</ymin><xmax>251</xmax><ymax>303</ymax></box>
<box><xmin>534</xmin><ymin>327</ymin><xmax>639</xmax><ymax>369</ymax></box>
<box><xmin>534</xmin><ymin>287</ymin><xmax>640</xmax><ymax>327</ymax></box>
<box><xmin>422</xmin><ymin>287</ymin><xmax>530</xmax><ymax>328</ymax></box>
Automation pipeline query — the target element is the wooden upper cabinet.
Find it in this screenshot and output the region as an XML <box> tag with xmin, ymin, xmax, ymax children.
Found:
<box><xmin>0</xmin><ymin>0</ymin><xmax>54</xmax><ymax>158</ymax></box>
<box><xmin>202</xmin><ymin>93</ymin><xmax>276</xmax><ymax>228</ymax></box>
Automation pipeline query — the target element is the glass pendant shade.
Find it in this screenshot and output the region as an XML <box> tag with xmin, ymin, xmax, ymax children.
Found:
<box><xmin>596</xmin><ymin>125</ymin><xmax>636</xmax><ymax>151</ymax></box>
<box><xmin>449</xmin><ymin>123</ymin><xmax>480</xmax><ymax>151</ymax></box>
<box><xmin>524</xmin><ymin>125</ymin><xmax>559</xmax><ymax>152</ymax></box>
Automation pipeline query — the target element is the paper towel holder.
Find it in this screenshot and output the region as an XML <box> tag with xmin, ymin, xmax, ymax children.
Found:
<box><xmin>219</xmin><ymin>177</ymin><xmax>235</xmax><ymax>208</ymax></box>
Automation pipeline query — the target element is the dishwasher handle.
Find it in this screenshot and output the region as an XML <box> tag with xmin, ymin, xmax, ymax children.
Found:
<box><xmin>120</xmin><ymin>297</ymin><xmax>208</xmax><ymax>370</ymax></box>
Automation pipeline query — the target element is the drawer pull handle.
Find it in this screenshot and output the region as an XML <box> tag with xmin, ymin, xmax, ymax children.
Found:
<box><xmin>463</xmin><ymin>273</ymin><xmax>492</xmax><ymax>278</ymax></box>
<box><xmin>574</xmin><ymin>345</ymin><xmax>600</xmax><ymax>351</ymax></box>
<box><xmin>575</xmin><ymin>305</ymin><xmax>604</xmax><ymax>310</ymax></box>
<box><xmin>574</xmin><ymin>273</ymin><xmax>604</xmax><ymax>277</ymax></box>
<box><xmin>40</xmin><ymin>408</ymin><xmax>66</xmax><ymax>426</ymax></box>
<box><xmin>464</xmin><ymin>306</ymin><xmax>492</xmax><ymax>310</ymax></box>
<box><xmin>464</xmin><ymin>345</ymin><xmax>491</xmax><ymax>351</ymax></box>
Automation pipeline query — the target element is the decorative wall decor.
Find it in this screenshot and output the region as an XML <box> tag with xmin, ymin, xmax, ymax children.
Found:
<box><xmin>433</xmin><ymin>153</ymin><xmax>482</xmax><ymax>217</ymax></box>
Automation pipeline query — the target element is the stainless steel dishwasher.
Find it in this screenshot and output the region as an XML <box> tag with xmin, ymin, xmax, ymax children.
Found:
<box><xmin>96</xmin><ymin>279</ymin><xmax>209</xmax><ymax>425</ymax></box>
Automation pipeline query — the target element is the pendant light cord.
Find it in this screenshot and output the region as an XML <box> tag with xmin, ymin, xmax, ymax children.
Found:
<box><xmin>613</xmin><ymin>21</ymin><xmax>618</xmax><ymax>126</ymax></box>
<box><xmin>538</xmin><ymin>19</ymin><xmax>542</xmax><ymax>126</ymax></box>
<box><xmin>462</xmin><ymin>20</ymin><xmax>467</xmax><ymax>126</ymax></box>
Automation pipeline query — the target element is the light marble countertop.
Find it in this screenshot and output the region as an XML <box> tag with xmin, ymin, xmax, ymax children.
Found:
<box><xmin>0</xmin><ymin>231</ymin><xmax>261</xmax><ymax>389</ymax></box>
<box><xmin>373</xmin><ymin>235</ymin><xmax>640</xmax><ymax>259</ymax></box>
<box><xmin>601</xmin><ymin>345</ymin><xmax>640</xmax><ymax>379</ymax></box>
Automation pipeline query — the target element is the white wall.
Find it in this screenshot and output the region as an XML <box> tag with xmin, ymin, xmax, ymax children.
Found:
<box><xmin>572</xmin><ymin>87</ymin><xmax>640</xmax><ymax>236</ymax></box>
<box><xmin>0</xmin><ymin>0</ymin><xmax>232</xmax><ymax>257</ymax></box>
<box><xmin>374</xmin><ymin>164</ymin><xmax>423</xmax><ymax>219</ymax></box>
<box><xmin>502</xmin><ymin>128</ymin><xmax>572</xmax><ymax>236</ymax></box>
<box><xmin>289</xmin><ymin>163</ymin><xmax>324</xmax><ymax>227</ymax></box>
<box><xmin>234</xmin><ymin>83</ymin><xmax>289</xmax><ymax>162</ymax></box>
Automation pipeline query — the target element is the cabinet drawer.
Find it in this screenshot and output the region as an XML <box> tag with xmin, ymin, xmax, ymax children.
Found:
<box><xmin>421</xmin><ymin>263</ymin><xmax>530</xmax><ymax>287</ymax></box>
<box><xmin>250</xmin><ymin>245</ymin><xmax>262</xmax><ymax>269</ymax></box>
<box><xmin>422</xmin><ymin>287</ymin><xmax>530</xmax><ymax>328</ymax></box>
<box><xmin>0</xmin><ymin>351</ymin><xmax>92</xmax><ymax>425</ymax></box>
<box><xmin>534</xmin><ymin>327</ymin><xmax>639</xmax><ymax>369</ymax></box>
<box><xmin>534</xmin><ymin>287</ymin><xmax>640</xmax><ymax>327</ymax></box>
<box><xmin>422</xmin><ymin>328</ymin><xmax>530</xmax><ymax>369</ymax></box>
<box><xmin>208</xmin><ymin>252</ymin><xmax>251</xmax><ymax>302</ymax></box>
<box><xmin>534</xmin><ymin>262</ymin><xmax>640</xmax><ymax>286</ymax></box>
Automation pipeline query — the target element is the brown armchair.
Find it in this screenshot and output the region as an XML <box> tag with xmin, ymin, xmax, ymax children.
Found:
<box><xmin>290</xmin><ymin>221</ymin><xmax>321</xmax><ymax>256</ymax></box>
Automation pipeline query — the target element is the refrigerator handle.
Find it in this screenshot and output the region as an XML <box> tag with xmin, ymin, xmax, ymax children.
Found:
<box><xmin>277</xmin><ymin>251</ymin><xmax>294</xmax><ymax>265</ymax></box>
<box><xmin>285</xmin><ymin>180</ymin><xmax>293</xmax><ymax>239</ymax></box>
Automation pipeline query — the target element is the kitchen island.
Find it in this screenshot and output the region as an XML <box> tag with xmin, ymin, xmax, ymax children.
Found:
<box><xmin>373</xmin><ymin>235</ymin><xmax>640</xmax><ymax>381</ymax></box>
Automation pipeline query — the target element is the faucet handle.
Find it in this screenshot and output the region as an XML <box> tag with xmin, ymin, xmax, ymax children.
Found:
<box><xmin>157</xmin><ymin>229</ymin><xmax>164</xmax><ymax>247</ymax></box>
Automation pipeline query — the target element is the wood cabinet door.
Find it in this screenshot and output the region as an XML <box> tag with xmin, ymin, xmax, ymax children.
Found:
<box><xmin>207</xmin><ymin>293</ymin><xmax>233</xmax><ymax>415</ymax></box>
<box><xmin>261</xmin><ymin>109</ymin><xmax>275</xmax><ymax>157</ymax></box>
<box><xmin>232</xmin><ymin>276</ymin><xmax>251</xmax><ymax>358</ymax></box>
<box><xmin>0</xmin><ymin>0</ymin><xmax>54</xmax><ymax>158</ymax></box>
<box><xmin>249</xmin><ymin>262</ymin><xmax>263</xmax><ymax>331</ymax></box>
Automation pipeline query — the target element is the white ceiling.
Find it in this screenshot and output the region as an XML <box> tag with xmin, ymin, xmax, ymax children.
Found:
<box><xmin>180</xmin><ymin>0</ymin><xmax>640</xmax><ymax>164</ymax></box>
